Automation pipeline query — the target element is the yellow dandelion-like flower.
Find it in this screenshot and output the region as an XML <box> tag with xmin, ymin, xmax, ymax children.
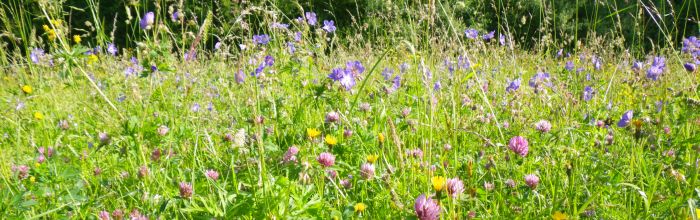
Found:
<box><xmin>34</xmin><ymin>112</ymin><xmax>44</xmax><ymax>120</ymax></box>
<box><xmin>378</xmin><ymin>133</ymin><xmax>385</xmax><ymax>143</ymax></box>
<box><xmin>42</xmin><ymin>25</ymin><xmax>50</xmax><ymax>32</ymax></box>
<box><xmin>325</xmin><ymin>135</ymin><xmax>338</xmax><ymax>146</ymax></box>
<box><xmin>29</xmin><ymin>176</ymin><xmax>36</xmax><ymax>183</ymax></box>
<box><xmin>306</xmin><ymin>128</ymin><xmax>321</xmax><ymax>139</ymax></box>
<box><xmin>366</xmin><ymin>154</ymin><xmax>378</xmax><ymax>163</ymax></box>
<box><xmin>431</xmin><ymin>176</ymin><xmax>446</xmax><ymax>192</ymax></box>
<box><xmin>87</xmin><ymin>54</ymin><xmax>99</xmax><ymax>64</ymax></box>
<box><xmin>354</xmin><ymin>203</ymin><xmax>367</xmax><ymax>213</ymax></box>
<box><xmin>21</xmin><ymin>85</ymin><xmax>32</xmax><ymax>94</ymax></box>
<box><xmin>47</xmin><ymin>30</ymin><xmax>56</xmax><ymax>41</ymax></box>
<box><xmin>552</xmin><ymin>211</ymin><xmax>568</xmax><ymax>220</ymax></box>
<box><xmin>73</xmin><ymin>35</ymin><xmax>82</xmax><ymax>44</ymax></box>
<box><xmin>34</xmin><ymin>162</ymin><xmax>41</xmax><ymax>168</ymax></box>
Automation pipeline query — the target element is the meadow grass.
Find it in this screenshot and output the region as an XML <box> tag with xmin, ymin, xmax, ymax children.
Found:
<box><xmin>1</xmin><ymin>1</ymin><xmax>700</xmax><ymax>219</ymax></box>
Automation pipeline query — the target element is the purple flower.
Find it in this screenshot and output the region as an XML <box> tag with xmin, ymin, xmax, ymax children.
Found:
<box><xmin>328</xmin><ymin>68</ymin><xmax>345</xmax><ymax>81</ymax></box>
<box><xmin>534</xmin><ymin>120</ymin><xmax>552</xmax><ymax>133</ymax></box>
<box><xmin>235</xmin><ymin>70</ymin><xmax>245</xmax><ymax>84</ymax></box>
<box><xmin>508</xmin><ymin>136</ymin><xmax>529</xmax><ymax>157</ymax></box>
<box><xmin>617</xmin><ymin>110</ymin><xmax>633</xmax><ymax>127</ymax></box>
<box><xmin>433</xmin><ymin>81</ymin><xmax>442</xmax><ymax>91</ymax></box>
<box><xmin>287</xmin><ymin>42</ymin><xmax>296</xmax><ymax>54</ymax></box>
<box><xmin>565</xmin><ymin>61</ymin><xmax>574</xmax><ymax>71</ymax></box>
<box><xmin>458</xmin><ymin>55</ymin><xmax>471</xmax><ymax>69</ymax></box>
<box><xmin>322</xmin><ymin>20</ymin><xmax>336</xmax><ymax>33</ymax></box>
<box><xmin>684</xmin><ymin>62</ymin><xmax>696</xmax><ymax>72</ymax></box>
<box><xmin>305</xmin><ymin>12</ymin><xmax>317</xmax><ymax>26</ymax></box>
<box><xmin>464</xmin><ymin>28</ymin><xmax>479</xmax><ymax>39</ymax></box>
<box><xmin>346</xmin><ymin>61</ymin><xmax>365</xmax><ymax>76</ymax></box>
<box><xmin>30</xmin><ymin>48</ymin><xmax>44</xmax><ymax>64</ymax></box>
<box><xmin>414</xmin><ymin>194</ymin><xmax>440</xmax><ymax>220</ymax></box>
<box><xmin>682</xmin><ymin>36</ymin><xmax>700</xmax><ymax>57</ymax></box>
<box><xmin>524</xmin><ymin>174</ymin><xmax>540</xmax><ymax>189</ymax></box>
<box><xmin>399</xmin><ymin>62</ymin><xmax>409</xmax><ymax>73</ymax></box>
<box><xmin>270</xmin><ymin>22</ymin><xmax>289</xmax><ymax>29</ymax></box>
<box><xmin>316</xmin><ymin>152</ymin><xmax>335</xmax><ymax>167</ymax></box>
<box><xmin>655</xmin><ymin>101</ymin><xmax>663</xmax><ymax>113</ymax></box>
<box><xmin>360</xmin><ymin>163</ymin><xmax>375</xmax><ymax>179</ymax></box>
<box><xmin>171</xmin><ymin>11</ymin><xmax>180</xmax><ymax>22</ymax></box>
<box><xmin>482</xmin><ymin>31</ymin><xmax>495</xmax><ymax>41</ymax></box>
<box><xmin>339</xmin><ymin>72</ymin><xmax>356</xmax><ymax>90</ymax></box>
<box><xmin>446</xmin><ymin>178</ymin><xmax>464</xmax><ymax>198</ymax></box>
<box><xmin>140</xmin><ymin>12</ymin><xmax>155</xmax><ymax>30</ymax></box>
<box><xmin>583</xmin><ymin>86</ymin><xmax>594</xmax><ymax>101</ymax></box>
<box><xmin>252</xmin><ymin>34</ymin><xmax>270</xmax><ymax>45</ymax></box>
<box><xmin>205</xmin><ymin>169</ymin><xmax>219</xmax><ymax>180</ymax></box>
<box><xmin>264</xmin><ymin>55</ymin><xmax>274</xmax><ymax>67</ymax></box>
<box><xmin>294</xmin><ymin>32</ymin><xmax>302</xmax><ymax>42</ymax></box>
<box><xmin>506</xmin><ymin>78</ymin><xmax>521</xmax><ymax>92</ymax></box>
<box><xmin>179</xmin><ymin>182</ymin><xmax>193</xmax><ymax>198</ymax></box>
<box><xmin>282</xmin><ymin>146</ymin><xmax>299</xmax><ymax>164</ymax></box>
<box><xmin>393</xmin><ymin>75</ymin><xmax>401</xmax><ymax>90</ymax></box>
<box><xmin>325</xmin><ymin>111</ymin><xmax>340</xmax><ymax>123</ymax></box>
<box><xmin>646</xmin><ymin>56</ymin><xmax>665</xmax><ymax>81</ymax></box>
<box><xmin>499</xmin><ymin>34</ymin><xmax>506</xmax><ymax>46</ymax></box>
<box><xmin>631</xmin><ymin>61</ymin><xmax>643</xmax><ymax>73</ymax></box>
<box><xmin>382</xmin><ymin>68</ymin><xmax>394</xmax><ymax>80</ymax></box>
<box><xmin>528</xmin><ymin>72</ymin><xmax>552</xmax><ymax>88</ymax></box>
<box><xmin>107</xmin><ymin>43</ymin><xmax>118</xmax><ymax>56</ymax></box>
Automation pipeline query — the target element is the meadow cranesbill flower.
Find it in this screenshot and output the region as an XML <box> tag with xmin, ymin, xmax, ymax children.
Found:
<box><xmin>591</xmin><ymin>56</ymin><xmax>602</xmax><ymax>70</ymax></box>
<box><xmin>283</xmin><ymin>146</ymin><xmax>299</xmax><ymax>164</ymax></box>
<box><xmin>354</xmin><ymin>203</ymin><xmax>367</xmax><ymax>213</ymax></box>
<box><xmin>528</xmin><ymin>72</ymin><xmax>552</xmax><ymax>89</ymax></box>
<box><xmin>30</xmin><ymin>48</ymin><xmax>44</xmax><ymax>64</ymax></box>
<box><xmin>414</xmin><ymin>194</ymin><xmax>440</xmax><ymax>220</ymax></box>
<box><xmin>506</xmin><ymin>78</ymin><xmax>521</xmax><ymax>92</ymax></box>
<box><xmin>286</xmin><ymin>42</ymin><xmax>295</xmax><ymax>54</ymax></box>
<box><xmin>317</xmin><ymin>152</ymin><xmax>335</xmax><ymax>167</ymax></box>
<box><xmin>252</xmin><ymin>34</ymin><xmax>270</xmax><ymax>45</ymax></box>
<box><xmin>682</xmin><ymin>36</ymin><xmax>700</xmax><ymax>56</ymax></box>
<box><xmin>360</xmin><ymin>163</ymin><xmax>375</xmax><ymax>179</ymax></box>
<box><xmin>464</xmin><ymin>28</ymin><xmax>479</xmax><ymax>39</ymax></box>
<box><xmin>433</xmin><ymin>81</ymin><xmax>442</xmax><ymax>91</ymax></box>
<box><xmin>646</xmin><ymin>56</ymin><xmax>665</xmax><ymax>80</ymax></box>
<box><xmin>270</xmin><ymin>22</ymin><xmax>289</xmax><ymax>29</ymax></box>
<box><xmin>431</xmin><ymin>176</ymin><xmax>446</xmax><ymax>192</ymax></box>
<box><xmin>534</xmin><ymin>120</ymin><xmax>552</xmax><ymax>133</ymax></box>
<box><xmin>400</xmin><ymin>62</ymin><xmax>409</xmax><ymax>73</ymax></box>
<box><xmin>684</xmin><ymin>62</ymin><xmax>696</xmax><ymax>72</ymax></box>
<box><xmin>179</xmin><ymin>182</ymin><xmax>193</xmax><ymax>198</ymax></box>
<box><xmin>508</xmin><ymin>136</ymin><xmax>529</xmax><ymax>157</ymax></box>
<box><xmin>583</xmin><ymin>86</ymin><xmax>594</xmax><ymax>101</ymax></box>
<box><xmin>171</xmin><ymin>10</ymin><xmax>180</xmax><ymax>22</ymax></box>
<box><xmin>499</xmin><ymin>33</ymin><xmax>507</xmax><ymax>46</ymax></box>
<box><xmin>107</xmin><ymin>43</ymin><xmax>117</xmax><ymax>56</ymax></box>
<box><xmin>322</xmin><ymin>20</ymin><xmax>336</xmax><ymax>33</ymax></box>
<box><xmin>305</xmin><ymin>12</ymin><xmax>317</xmax><ymax>26</ymax></box>
<box><xmin>98</xmin><ymin>132</ymin><xmax>110</xmax><ymax>145</ymax></box>
<box><xmin>631</xmin><ymin>61</ymin><xmax>643</xmax><ymax>73</ymax></box>
<box><xmin>235</xmin><ymin>70</ymin><xmax>245</xmax><ymax>84</ymax></box>
<box><xmin>445</xmin><ymin>177</ymin><xmax>464</xmax><ymax>198</ymax></box>
<box><xmin>382</xmin><ymin>67</ymin><xmax>394</xmax><ymax>80</ymax></box>
<box><xmin>617</xmin><ymin>110</ymin><xmax>633</xmax><ymax>127</ymax></box>
<box><xmin>346</xmin><ymin>61</ymin><xmax>365</xmax><ymax>76</ymax></box>
<box><xmin>339</xmin><ymin>71</ymin><xmax>356</xmax><ymax>90</ymax></box>
<box><xmin>482</xmin><ymin>31</ymin><xmax>495</xmax><ymax>41</ymax></box>
<box><xmin>140</xmin><ymin>12</ymin><xmax>155</xmax><ymax>29</ymax></box>
<box><xmin>565</xmin><ymin>61</ymin><xmax>575</xmax><ymax>71</ymax></box>
<box><xmin>524</xmin><ymin>174</ymin><xmax>539</xmax><ymax>189</ymax></box>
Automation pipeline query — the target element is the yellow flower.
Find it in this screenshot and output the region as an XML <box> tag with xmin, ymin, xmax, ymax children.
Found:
<box><xmin>378</xmin><ymin>133</ymin><xmax>385</xmax><ymax>143</ymax></box>
<box><xmin>34</xmin><ymin>162</ymin><xmax>41</xmax><ymax>167</ymax></box>
<box><xmin>22</xmin><ymin>85</ymin><xmax>32</xmax><ymax>94</ymax></box>
<box><xmin>366</xmin><ymin>154</ymin><xmax>378</xmax><ymax>163</ymax></box>
<box><xmin>42</xmin><ymin>25</ymin><xmax>50</xmax><ymax>32</ymax></box>
<box><xmin>34</xmin><ymin>112</ymin><xmax>44</xmax><ymax>120</ymax></box>
<box><xmin>51</xmin><ymin>19</ymin><xmax>62</xmax><ymax>26</ymax></box>
<box><xmin>307</xmin><ymin>128</ymin><xmax>321</xmax><ymax>139</ymax></box>
<box><xmin>47</xmin><ymin>30</ymin><xmax>56</xmax><ymax>41</ymax></box>
<box><xmin>325</xmin><ymin>135</ymin><xmax>338</xmax><ymax>145</ymax></box>
<box><xmin>552</xmin><ymin>211</ymin><xmax>568</xmax><ymax>220</ymax></box>
<box><xmin>354</xmin><ymin>203</ymin><xmax>367</xmax><ymax>213</ymax></box>
<box><xmin>87</xmin><ymin>54</ymin><xmax>99</xmax><ymax>64</ymax></box>
<box><xmin>30</xmin><ymin>176</ymin><xmax>36</xmax><ymax>183</ymax></box>
<box><xmin>431</xmin><ymin>176</ymin><xmax>446</xmax><ymax>192</ymax></box>
<box><xmin>73</xmin><ymin>35</ymin><xmax>81</xmax><ymax>44</ymax></box>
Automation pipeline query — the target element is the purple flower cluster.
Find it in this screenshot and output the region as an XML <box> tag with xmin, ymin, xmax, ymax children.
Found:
<box><xmin>328</xmin><ymin>61</ymin><xmax>365</xmax><ymax>90</ymax></box>
<box><xmin>508</xmin><ymin>136</ymin><xmax>529</xmax><ymax>157</ymax></box>
<box><xmin>253</xmin><ymin>34</ymin><xmax>271</xmax><ymax>45</ymax></box>
<box><xmin>414</xmin><ymin>194</ymin><xmax>440</xmax><ymax>220</ymax></box>
<box><xmin>646</xmin><ymin>56</ymin><xmax>666</xmax><ymax>81</ymax></box>
<box><xmin>617</xmin><ymin>110</ymin><xmax>633</xmax><ymax>127</ymax></box>
<box><xmin>140</xmin><ymin>12</ymin><xmax>155</xmax><ymax>30</ymax></box>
